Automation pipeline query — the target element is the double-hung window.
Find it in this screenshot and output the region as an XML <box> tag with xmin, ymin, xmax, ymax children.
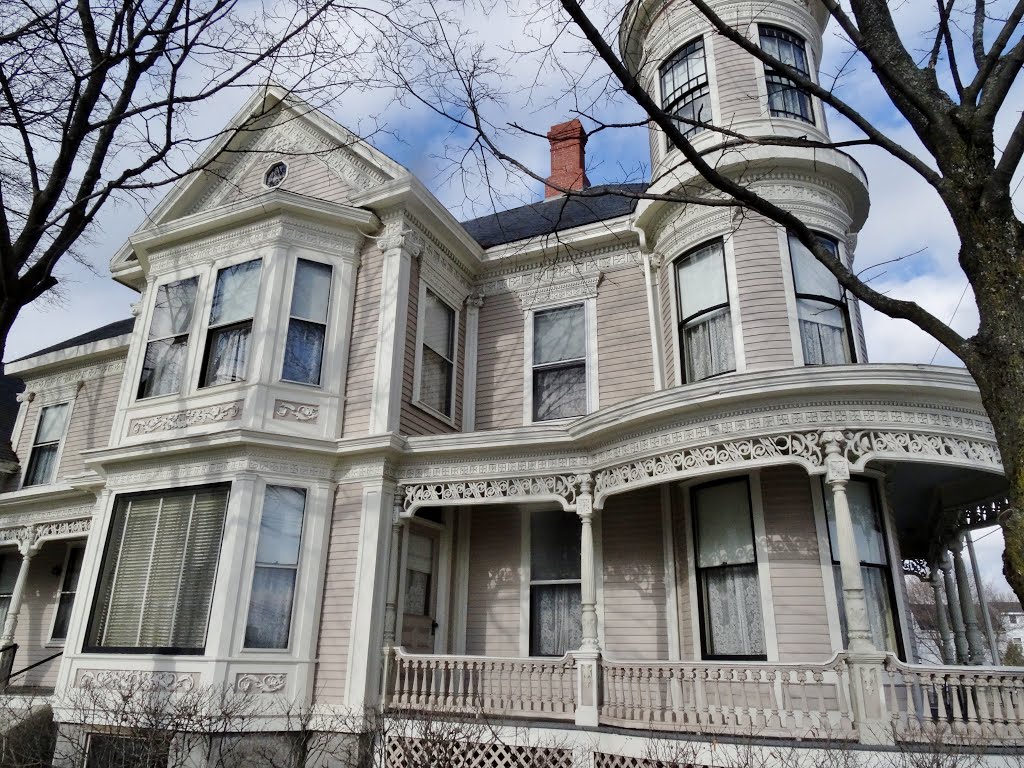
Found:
<box><xmin>676</xmin><ymin>241</ymin><xmax>735</xmax><ymax>382</ymax></box>
<box><xmin>51</xmin><ymin>545</ymin><xmax>85</xmax><ymax>641</ymax></box>
<box><xmin>23</xmin><ymin>403</ymin><xmax>69</xmax><ymax>486</ymax></box>
<box><xmin>660</xmin><ymin>38</ymin><xmax>711</xmax><ymax>140</ymax></box>
<box><xmin>759</xmin><ymin>25</ymin><xmax>814</xmax><ymax>123</ymax></box>
<box><xmin>418</xmin><ymin>290</ymin><xmax>456</xmax><ymax>417</ymax></box>
<box><xmin>529</xmin><ymin>510</ymin><xmax>582</xmax><ymax>657</ymax></box>
<box><xmin>86</xmin><ymin>485</ymin><xmax>229</xmax><ymax>653</ymax></box>
<box><xmin>282</xmin><ymin>259</ymin><xmax>332</xmax><ymax>385</ymax></box>
<box><xmin>789</xmin><ymin>233</ymin><xmax>853</xmax><ymax>365</ymax></box>
<box><xmin>201</xmin><ymin>259</ymin><xmax>262</xmax><ymax>387</ymax></box>
<box><xmin>244</xmin><ymin>486</ymin><xmax>305</xmax><ymax>649</ymax></box>
<box><xmin>138</xmin><ymin>277</ymin><xmax>199</xmax><ymax>399</ymax></box>
<box><xmin>824</xmin><ymin>478</ymin><xmax>900</xmax><ymax>653</ymax></box>
<box><xmin>692</xmin><ymin>478</ymin><xmax>766</xmax><ymax>659</ymax></box>
<box><xmin>532</xmin><ymin>304</ymin><xmax>587</xmax><ymax>421</ymax></box>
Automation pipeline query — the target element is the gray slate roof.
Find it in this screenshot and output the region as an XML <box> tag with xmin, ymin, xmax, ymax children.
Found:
<box><xmin>460</xmin><ymin>183</ymin><xmax>647</xmax><ymax>248</ymax></box>
<box><xmin>12</xmin><ymin>317</ymin><xmax>135</xmax><ymax>363</ymax></box>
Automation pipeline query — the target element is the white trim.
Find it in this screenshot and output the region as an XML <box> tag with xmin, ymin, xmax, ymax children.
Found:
<box><xmin>20</xmin><ymin>397</ymin><xmax>75</xmax><ymax>489</ymax></box>
<box><xmin>411</xmin><ymin>277</ymin><xmax>460</xmax><ymax>427</ymax></box>
<box><xmin>451</xmin><ymin>510</ymin><xmax>471</xmax><ymax>654</ymax></box>
<box><xmin>434</xmin><ymin>511</ymin><xmax>454</xmax><ymax>654</ymax></box>
<box><xmin>809</xmin><ymin>475</ymin><xmax>844</xmax><ymax>653</ymax></box>
<box><xmin>642</xmin><ymin>254</ymin><xmax>666</xmax><ymax>390</ymax></box>
<box><xmin>523</xmin><ymin>298</ymin><xmax>599</xmax><ymax>425</ymax></box>
<box><xmin>704</xmin><ymin>33</ymin><xmax>723</xmax><ymax>132</ymax></box>
<box><xmin>749</xmin><ymin>470</ymin><xmax>779</xmax><ymax>662</ymax></box>
<box><xmin>519</xmin><ymin>508</ymin><xmax>530</xmax><ymax>656</ymax></box>
<box><xmin>461</xmin><ymin>298</ymin><xmax>481</xmax><ymax>431</ymax></box>
<box><xmin>260</xmin><ymin>160</ymin><xmax>290</xmax><ymax>190</ymax></box>
<box><xmin>667</xmin><ymin>260</ymin><xmax>683</xmax><ymax>387</ymax></box>
<box><xmin>594</xmin><ymin>507</ymin><xmax>605</xmax><ymax>651</ymax></box>
<box><xmin>660</xmin><ymin>484</ymin><xmax>682</xmax><ymax>660</ymax></box>
<box><xmin>369</xmin><ymin>247</ymin><xmax>413</xmax><ymax>433</ymax></box>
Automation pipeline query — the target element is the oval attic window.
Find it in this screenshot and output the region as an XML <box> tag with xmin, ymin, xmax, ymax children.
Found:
<box><xmin>264</xmin><ymin>162</ymin><xmax>288</xmax><ymax>188</ymax></box>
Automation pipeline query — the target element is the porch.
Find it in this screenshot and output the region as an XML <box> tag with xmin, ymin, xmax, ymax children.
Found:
<box><xmin>379</xmin><ymin>400</ymin><xmax>1024</xmax><ymax>746</ymax></box>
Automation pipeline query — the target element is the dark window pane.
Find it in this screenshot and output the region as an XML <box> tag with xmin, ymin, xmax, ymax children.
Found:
<box><xmin>138</xmin><ymin>337</ymin><xmax>189</xmax><ymax>398</ymax></box>
<box><xmin>23</xmin><ymin>444</ymin><xmax>58</xmax><ymax>486</ymax></box>
<box><xmin>420</xmin><ymin>347</ymin><xmax>454</xmax><ymax>415</ymax></box>
<box><xmin>87</xmin><ymin>735</ymin><xmax>169</xmax><ymax>768</ymax></box>
<box><xmin>51</xmin><ymin>593</ymin><xmax>75</xmax><ymax>641</ymax></box>
<box><xmin>531</xmin><ymin>510</ymin><xmax>581</xmax><ymax>581</ymax></box>
<box><xmin>282</xmin><ymin>319</ymin><xmax>325</xmax><ymax>385</ymax></box>
<box><xmin>533</xmin><ymin>364</ymin><xmax>586</xmax><ymax>421</ymax></box>
<box><xmin>244</xmin><ymin>567</ymin><xmax>297</xmax><ymax>649</ymax></box>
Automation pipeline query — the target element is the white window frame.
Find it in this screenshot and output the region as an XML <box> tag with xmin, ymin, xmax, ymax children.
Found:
<box><xmin>134</xmin><ymin>274</ymin><xmax>203</xmax><ymax>402</ymax></box>
<box><xmin>241</xmin><ymin>484</ymin><xmax>307</xmax><ymax>652</ymax></box>
<box><xmin>753</xmin><ymin>23</ymin><xmax>826</xmax><ymax>128</ymax></box>
<box><xmin>21</xmin><ymin>399</ymin><xmax>73</xmax><ymax>489</ymax></box>
<box><xmin>412</xmin><ymin>277</ymin><xmax>461</xmax><ymax>426</ymax></box>
<box><xmin>280</xmin><ymin>256</ymin><xmax>334</xmax><ymax>388</ymax></box>
<box><xmin>522</xmin><ymin>297</ymin><xmax>599</xmax><ymax>425</ymax></box>
<box><xmin>48</xmin><ymin>542</ymin><xmax>86</xmax><ymax>646</ymax></box>
<box><xmin>659</xmin><ymin>35</ymin><xmax>712</xmax><ymax>143</ymax></box>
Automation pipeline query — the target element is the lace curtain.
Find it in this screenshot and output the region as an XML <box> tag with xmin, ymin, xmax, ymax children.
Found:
<box><xmin>684</xmin><ymin>311</ymin><xmax>735</xmax><ymax>381</ymax></box>
<box><xmin>530</xmin><ymin>584</ymin><xmax>582</xmax><ymax>656</ymax></box>
<box><xmin>704</xmin><ymin>565</ymin><xmax>765</xmax><ymax>656</ymax></box>
<box><xmin>205</xmin><ymin>325</ymin><xmax>252</xmax><ymax>386</ymax></box>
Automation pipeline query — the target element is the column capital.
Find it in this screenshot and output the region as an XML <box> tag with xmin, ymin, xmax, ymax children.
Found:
<box><xmin>465</xmin><ymin>293</ymin><xmax>485</xmax><ymax>310</ymax></box>
<box><xmin>576</xmin><ymin>474</ymin><xmax>594</xmax><ymax>519</ymax></box>
<box><xmin>821</xmin><ymin>431</ymin><xmax>850</xmax><ymax>486</ymax></box>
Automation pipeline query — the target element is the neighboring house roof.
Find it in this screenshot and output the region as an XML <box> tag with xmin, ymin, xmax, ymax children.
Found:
<box><xmin>460</xmin><ymin>183</ymin><xmax>647</xmax><ymax>248</ymax></box>
<box><xmin>12</xmin><ymin>317</ymin><xmax>136</xmax><ymax>363</ymax></box>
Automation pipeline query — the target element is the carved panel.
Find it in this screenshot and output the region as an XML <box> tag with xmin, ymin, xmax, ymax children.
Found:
<box><xmin>76</xmin><ymin>669</ymin><xmax>198</xmax><ymax>692</ymax></box>
<box><xmin>273</xmin><ymin>400</ymin><xmax>319</xmax><ymax>423</ymax></box>
<box><xmin>129</xmin><ymin>401</ymin><xmax>243</xmax><ymax>435</ymax></box>
<box><xmin>235</xmin><ymin>673</ymin><xmax>287</xmax><ymax>694</ymax></box>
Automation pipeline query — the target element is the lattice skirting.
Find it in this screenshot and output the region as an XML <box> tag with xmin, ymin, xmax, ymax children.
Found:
<box><xmin>594</xmin><ymin>753</ymin><xmax>699</xmax><ymax>768</ymax></box>
<box><xmin>385</xmin><ymin>736</ymin><xmax>573</xmax><ymax>768</ymax></box>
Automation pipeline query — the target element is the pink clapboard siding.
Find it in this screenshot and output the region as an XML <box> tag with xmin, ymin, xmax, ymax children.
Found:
<box><xmin>464</xmin><ymin>507</ymin><xmax>521</xmax><ymax>656</ymax></box>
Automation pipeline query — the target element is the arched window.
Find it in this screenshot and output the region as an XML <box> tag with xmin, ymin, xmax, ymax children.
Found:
<box><xmin>759</xmin><ymin>25</ymin><xmax>814</xmax><ymax>123</ymax></box>
<box><xmin>788</xmin><ymin>233</ymin><xmax>854</xmax><ymax>365</ymax></box>
<box><xmin>659</xmin><ymin>38</ymin><xmax>711</xmax><ymax>140</ymax></box>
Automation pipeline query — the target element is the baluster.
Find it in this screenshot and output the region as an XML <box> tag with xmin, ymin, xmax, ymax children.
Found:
<box><xmin>975</xmin><ymin>675</ymin><xmax>992</xmax><ymax>736</ymax></box>
<box><xmin>964</xmin><ymin>675</ymin><xmax>980</xmax><ymax>736</ymax></box>
<box><xmin>754</xmin><ymin>669</ymin><xmax>768</xmax><ymax>731</ymax></box>
<box><xmin>642</xmin><ymin>666</ymin><xmax>653</xmax><ymax>723</ymax></box>
<box><xmin>768</xmin><ymin>670</ymin><xmax>783</xmax><ymax>732</ymax></box>
<box><xmin>949</xmin><ymin>674</ymin><xmax>966</xmax><ymax>735</ymax></box>
<box><xmin>795</xmin><ymin>669</ymin><xmax>810</xmax><ymax>732</ymax></box>
<box><xmin>1008</xmin><ymin>677</ymin><xmax>1024</xmax><ymax>738</ymax></box>
<box><xmin>654</xmin><ymin>667</ymin><xmax>666</xmax><ymax>724</ymax></box>
<box><xmin>901</xmin><ymin>667</ymin><xmax>918</xmax><ymax>735</ymax></box>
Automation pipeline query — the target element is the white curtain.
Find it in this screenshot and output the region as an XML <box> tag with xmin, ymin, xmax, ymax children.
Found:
<box><xmin>703</xmin><ymin>566</ymin><xmax>765</xmax><ymax>656</ymax></box>
<box><xmin>676</xmin><ymin>243</ymin><xmax>728</xmax><ymax>319</ymax></box>
<box><xmin>205</xmin><ymin>325</ymin><xmax>252</xmax><ymax>386</ymax></box>
<box><xmin>531</xmin><ymin>584</ymin><xmax>582</xmax><ymax>656</ymax></box>
<box><xmin>140</xmin><ymin>337</ymin><xmax>189</xmax><ymax>397</ymax></box>
<box><xmin>290</xmin><ymin>259</ymin><xmax>331</xmax><ymax>322</ymax></box>
<box><xmin>798</xmin><ymin>300</ymin><xmax>848</xmax><ymax>365</ymax></box>
<box><xmin>684</xmin><ymin>310</ymin><xmax>735</xmax><ymax>381</ymax></box>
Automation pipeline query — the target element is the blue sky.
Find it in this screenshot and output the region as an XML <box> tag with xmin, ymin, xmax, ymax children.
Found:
<box><xmin>4</xmin><ymin>0</ymin><xmax>1017</xmax><ymax>595</ymax></box>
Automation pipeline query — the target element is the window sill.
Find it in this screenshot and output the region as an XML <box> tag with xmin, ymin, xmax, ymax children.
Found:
<box><xmin>410</xmin><ymin>398</ymin><xmax>458</xmax><ymax>429</ymax></box>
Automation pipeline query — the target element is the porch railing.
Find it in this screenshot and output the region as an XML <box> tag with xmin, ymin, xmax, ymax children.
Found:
<box><xmin>387</xmin><ymin>649</ymin><xmax>577</xmax><ymax>721</ymax></box>
<box><xmin>599</xmin><ymin>656</ymin><xmax>856</xmax><ymax>740</ymax></box>
<box><xmin>883</xmin><ymin>657</ymin><xmax>1024</xmax><ymax>745</ymax></box>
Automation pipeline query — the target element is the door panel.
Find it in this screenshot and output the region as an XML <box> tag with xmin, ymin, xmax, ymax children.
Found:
<box><xmin>402</xmin><ymin>530</ymin><xmax>437</xmax><ymax>653</ymax></box>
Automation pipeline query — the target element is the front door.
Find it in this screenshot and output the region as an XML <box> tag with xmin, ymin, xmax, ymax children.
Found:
<box><xmin>401</xmin><ymin>528</ymin><xmax>438</xmax><ymax>653</ymax></box>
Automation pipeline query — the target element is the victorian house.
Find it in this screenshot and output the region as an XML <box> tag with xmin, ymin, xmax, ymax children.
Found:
<box><xmin>0</xmin><ymin>0</ymin><xmax>1020</xmax><ymax>763</ymax></box>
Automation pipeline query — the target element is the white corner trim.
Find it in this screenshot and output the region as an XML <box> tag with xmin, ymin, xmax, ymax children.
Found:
<box><xmin>721</xmin><ymin>233</ymin><xmax>747</xmax><ymax>374</ymax></box>
<box><xmin>451</xmin><ymin>510</ymin><xmax>471</xmax><ymax>653</ymax></box>
<box><xmin>642</xmin><ymin>254</ymin><xmax>666</xmax><ymax>391</ymax></box>
<box><xmin>749</xmin><ymin>471</ymin><xmax>779</xmax><ymax>662</ymax></box>
<box><xmin>778</xmin><ymin>227</ymin><xmax>805</xmax><ymax>366</ymax></box>
<box><xmin>369</xmin><ymin>249</ymin><xmax>413</xmax><ymax>433</ymax></box>
<box><xmin>660</xmin><ymin>484</ymin><xmax>682</xmax><ymax>660</ymax></box>
<box><xmin>461</xmin><ymin>297</ymin><xmax>482</xmax><ymax>432</ymax></box>
<box><xmin>586</xmin><ymin>299</ymin><xmax>600</xmax><ymax>412</ymax></box>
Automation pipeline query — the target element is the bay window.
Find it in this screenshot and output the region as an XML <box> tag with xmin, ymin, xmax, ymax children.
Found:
<box><xmin>676</xmin><ymin>241</ymin><xmax>735</xmax><ymax>382</ymax></box>
<box><xmin>138</xmin><ymin>277</ymin><xmax>199</xmax><ymax>399</ymax></box>
<box><xmin>660</xmin><ymin>37</ymin><xmax>710</xmax><ymax>140</ymax></box>
<box><xmin>417</xmin><ymin>289</ymin><xmax>456</xmax><ymax>417</ymax></box>
<box><xmin>23</xmin><ymin>402</ymin><xmax>69</xmax><ymax>486</ymax></box>
<box><xmin>51</xmin><ymin>545</ymin><xmax>85</xmax><ymax>641</ymax></box>
<box><xmin>86</xmin><ymin>485</ymin><xmax>229</xmax><ymax>653</ymax></box>
<box><xmin>529</xmin><ymin>509</ymin><xmax>582</xmax><ymax>656</ymax></box>
<box><xmin>692</xmin><ymin>478</ymin><xmax>765</xmax><ymax>659</ymax></box>
<box><xmin>282</xmin><ymin>259</ymin><xmax>332</xmax><ymax>385</ymax></box>
<box><xmin>824</xmin><ymin>478</ymin><xmax>900</xmax><ymax>654</ymax></box>
<box><xmin>759</xmin><ymin>25</ymin><xmax>814</xmax><ymax>123</ymax></box>
<box><xmin>789</xmin><ymin>233</ymin><xmax>853</xmax><ymax>365</ymax></box>
<box><xmin>201</xmin><ymin>259</ymin><xmax>262</xmax><ymax>387</ymax></box>
<box><xmin>532</xmin><ymin>304</ymin><xmax>587</xmax><ymax>421</ymax></box>
<box><xmin>244</xmin><ymin>486</ymin><xmax>305</xmax><ymax>650</ymax></box>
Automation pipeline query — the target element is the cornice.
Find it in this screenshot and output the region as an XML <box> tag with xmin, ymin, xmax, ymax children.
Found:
<box><xmin>15</xmin><ymin>357</ymin><xmax>126</xmax><ymax>396</ymax></box>
<box><xmin>475</xmin><ymin>246</ymin><xmax>641</xmax><ymax>298</ymax></box>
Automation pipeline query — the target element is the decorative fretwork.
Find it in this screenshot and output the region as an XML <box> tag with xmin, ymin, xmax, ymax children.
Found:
<box><xmin>594</xmin><ymin>432</ymin><xmax>826</xmax><ymax>502</ymax></box>
<box><xmin>844</xmin><ymin>431</ymin><xmax>1002</xmax><ymax>472</ymax></box>
<box><xmin>902</xmin><ymin>559</ymin><xmax>932</xmax><ymax>581</ymax></box>
<box><xmin>403</xmin><ymin>475</ymin><xmax>578</xmax><ymax>514</ymax></box>
<box><xmin>385</xmin><ymin>737</ymin><xmax>573</xmax><ymax>768</ymax></box>
<box><xmin>949</xmin><ymin>494</ymin><xmax>1013</xmax><ymax>529</ymax></box>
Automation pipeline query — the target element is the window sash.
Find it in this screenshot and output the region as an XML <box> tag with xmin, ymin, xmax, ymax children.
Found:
<box><xmin>532</xmin><ymin>305</ymin><xmax>587</xmax><ymax>421</ymax></box>
<box><xmin>533</xmin><ymin>362</ymin><xmax>587</xmax><ymax>421</ymax></box>
<box><xmin>692</xmin><ymin>478</ymin><xmax>766</xmax><ymax>659</ymax></box>
<box><xmin>138</xmin><ymin>336</ymin><xmax>190</xmax><ymax>398</ymax></box>
<box><xmin>283</xmin><ymin>260</ymin><xmax>331</xmax><ymax>386</ymax></box>
<box><xmin>417</xmin><ymin>290</ymin><xmax>456</xmax><ymax>416</ymax></box>
<box><xmin>660</xmin><ymin>39</ymin><xmax>710</xmax><ymax>138</ymax></box>
<box><xmin>201</xmin><ymin>260</ymin><xmax>262</xmax><ymax>388</ymax></box>
<box><xmin>202</xmin><ymin>320</ymin><xmax>253</xmax><ymax>387</ymax></box>
<box><xmin>86</xmin><ymin>486</ymin><xmax>229</xmax><ymax>653</ymax></box>
<box><xmin>760</xmin><ymin>26</ymin><xmax>813</xmax><ymax>122</ymax></box>
<box><xmin>244</xmin><ymin>486</ymin><xmax>304</xmax><ymax>650</ymax></box>
<box><xmin>51</xmin><ymin>546</ymin><xmax>85</xmax><ymax>641</ymax></box>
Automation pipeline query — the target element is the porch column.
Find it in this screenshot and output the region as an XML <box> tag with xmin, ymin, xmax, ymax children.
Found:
<box><xmin>822</xmin><ymin>433</ymin><xmax>890</xmax><ymax>745</ymax></box>
<box><xmin>966</xmin><ymin>529</ymin><xmax>1001</xmax><ymax>663</ymax></box>
<box><xmin>0</xmin><ymin>536</ymin><xmax>37</xmax><ymax>649</ymax></box>
<box><xmin>574</xmin><ymin>474</ymin><xmax>600</xmax><ymax>727</ymax></box>
<box><xmin>950</xmin><ymin>537</ymin><xmax>986</xmax><ymax>664</ymax></box>
<box><xmin>930</xmin><ymin>569</ymin><xmax>956</xmax><ymax>664</ymax></box>
<box><xmin>939</xmin><ymin>552</ymin><xmax>969</xmax><ymax>663</ymax></box>
<box><xmin>383</xmin><ymin>500</ymin><xmax>404</xmax><ymax>647</ymax></box>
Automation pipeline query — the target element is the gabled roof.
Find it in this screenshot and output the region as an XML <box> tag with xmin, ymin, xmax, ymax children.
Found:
<box><xmin>460</xmin><ymin>183</ymin><xmax>646</xmax><ymax>248</ymax></box>
<box><xmin>12</xmin><ymin>318</ymin><xmax>135</xmax><ymax>363</ymax></box>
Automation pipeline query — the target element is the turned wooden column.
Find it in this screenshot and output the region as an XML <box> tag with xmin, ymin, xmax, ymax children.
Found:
<box><xmin>383</xmin><ymin>500</ymin><xmax>405</xmax><ymax>647</ymax></box>
<box><xmin>0</xmin><ymin>534</ymin><xmax>37</xmax><ymax>649</ymax></box>
<box><xmin>940</xmin><ymin>552</ymin><xmax>969</xmax><ymax>663</ymax></box>
<box><xmin>930</xmin><ymin>568</ymin><xmax>956</xmax><ymax>664</ymax></box>
<box><xmin>950</xmin><ymin>537</ymin><xmax>986</xmax><ymax>664</ymax></box>
<box><xmin>574</xmin><ymin>474</ymin><xmax>600</xmax><ymax>727</ymax></box>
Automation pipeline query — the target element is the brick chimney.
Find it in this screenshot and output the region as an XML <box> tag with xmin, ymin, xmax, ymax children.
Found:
<box><xmin>544</xmin><ymin>119</ymin><xmax>590</xmax><ymax>198</ymax></box>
